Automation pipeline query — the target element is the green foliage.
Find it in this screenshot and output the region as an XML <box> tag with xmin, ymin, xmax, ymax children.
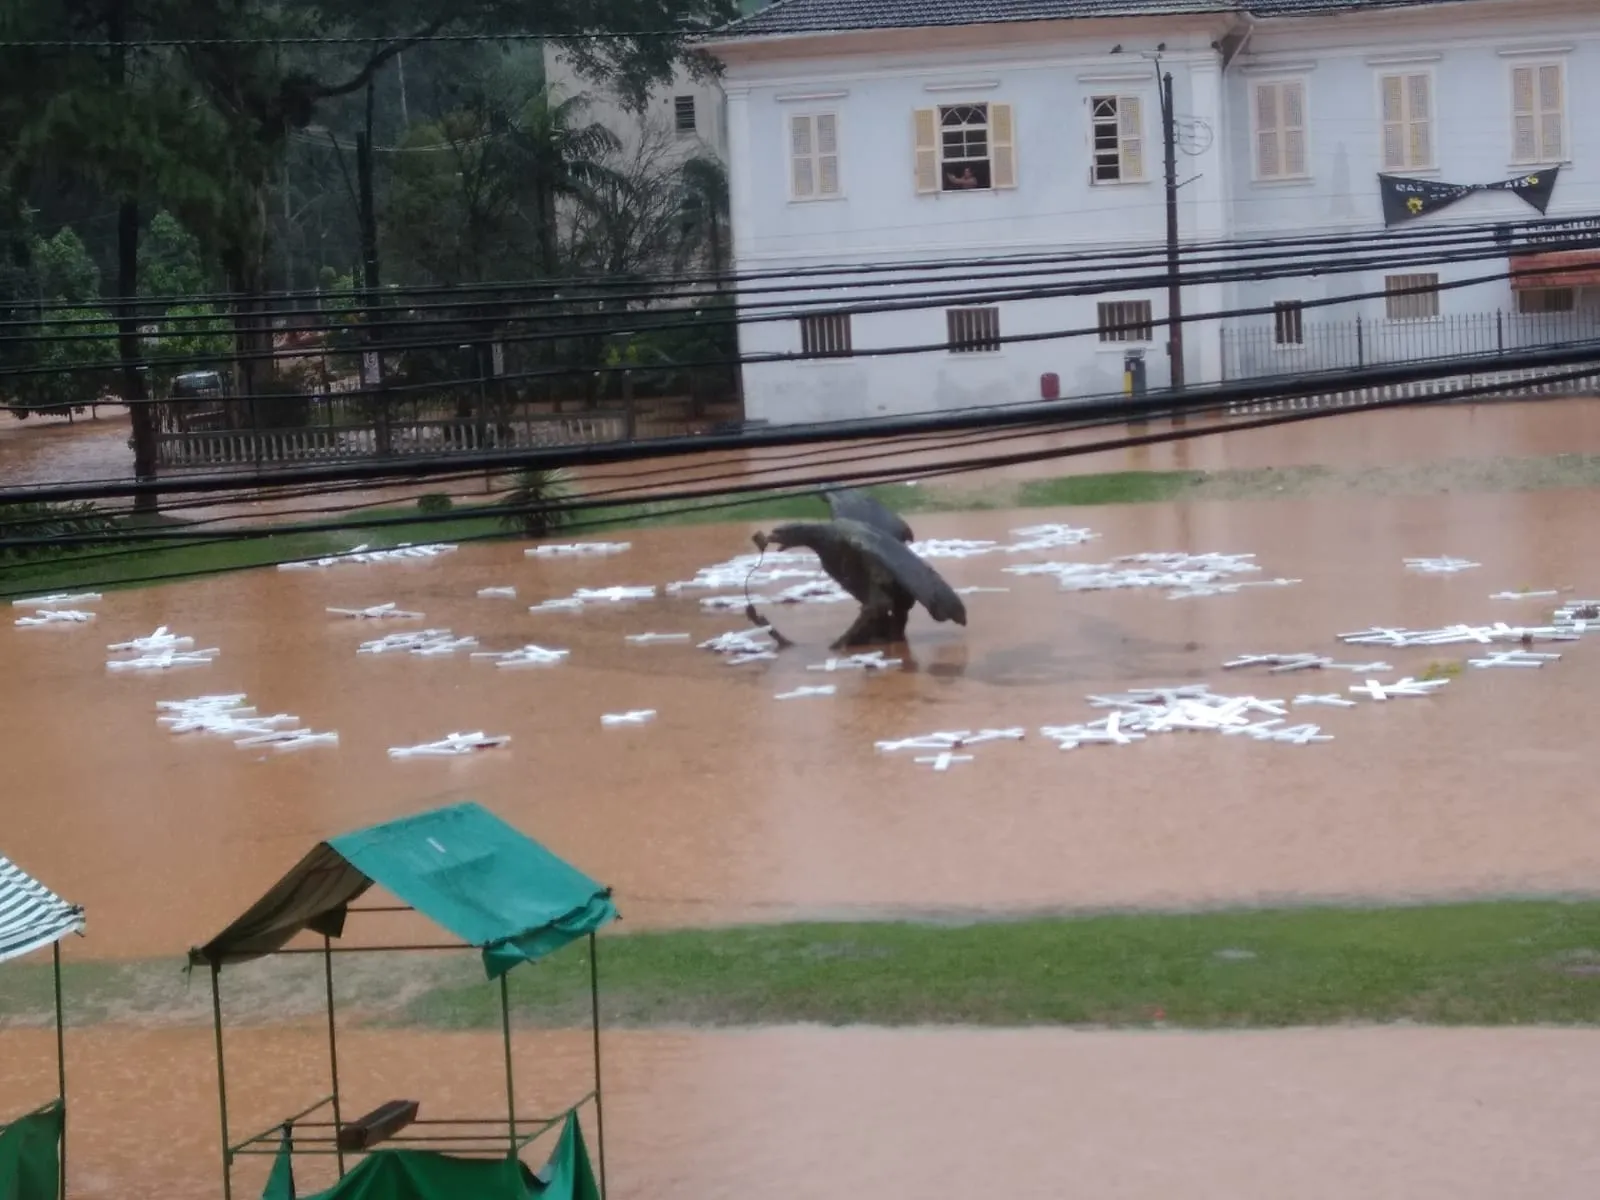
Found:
<box><xmin>140</xmin><ymin>210</ymin><xmax>214</xmax><ymax>298</ymax></box>
<box><xmin>0</xmin><ymin>501</ymin><xmax>118</xmax><ymax>560</ymax></box>
<box><xmin>498</xmin><ymin>468</ymin><xmax>575</xmax><ymax>539</ymax></box>
<box><xmin>417</xmin><ymin>493</ymin><xmax>454</xmax><ymax>515</ymax></box>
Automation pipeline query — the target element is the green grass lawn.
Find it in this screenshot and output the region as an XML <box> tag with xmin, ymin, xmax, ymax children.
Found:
<box><xmin>7</xmin><ymin>902</ymin><xmax>1600</xmax><ymax>1032</ymax></box>
<box><xmin>401</xmin><ymin>902</ymin><xmax>1600</xmax><ymax>1030</ymax></box>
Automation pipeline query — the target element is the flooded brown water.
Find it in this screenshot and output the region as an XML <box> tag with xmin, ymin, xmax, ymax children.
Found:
<box><xmin>11</xmin><ymin>396</ymin><xmax>1600</xmax><ymax>498</ymax></box>
<box><xmin>5</xmin><ymin>489</ymin><xmax>1600</xmax><ymax>957</ymax></box>
<box><xmin>5</xmin><ymin>1024</ymin><xmax>1600</xmax><ymax>1199</ymax></box>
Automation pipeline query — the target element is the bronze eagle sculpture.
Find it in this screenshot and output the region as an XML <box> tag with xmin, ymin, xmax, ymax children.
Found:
<box><xmin>749</xmin><ymin>486</ymin><xmax>968</xmax><ymax>650</ymax></box>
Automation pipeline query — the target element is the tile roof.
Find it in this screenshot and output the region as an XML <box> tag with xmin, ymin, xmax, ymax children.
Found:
<box><xmin>713</xmin><ymin>0</ymin><xmax>1485</xmax><ymax>39</ymax></box>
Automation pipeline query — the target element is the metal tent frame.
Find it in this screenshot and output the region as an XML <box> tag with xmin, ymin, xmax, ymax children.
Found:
<box><xmin>0</xmin><ymin>853</ymin><xmax>87</xmax><ymax>1200</ymax></box>
<box><xmin>187</xmin><ymin>803</ymin><xmax>616</xmax><ymax>1200</ymax></box>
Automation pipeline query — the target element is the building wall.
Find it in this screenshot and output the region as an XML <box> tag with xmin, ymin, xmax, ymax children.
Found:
<box><xmin>713</xmin><ymin>0</ymin><xmax>1600</xmax><ymax>424</ymax></box>
<box><xmin>542</xmin><ymin>47</ymin><xmax>729</xmax><ymax>162</ymax></box>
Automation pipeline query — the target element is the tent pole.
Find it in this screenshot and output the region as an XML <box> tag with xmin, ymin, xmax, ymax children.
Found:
<box><xmin>500</xmin><ymin>972</ymin><xmax>517</xmax><ymax>1153</ymax></box>
<box><xmin>324</xmin><ymin>935</ymin><xmax>346</xmax><ymax>1177</ymax></box>
<box><xmin>589</xmin><ymin>931</ymin><xmax>607</xmax><ymax>1200</ymax></box>
<box><xmin>211</xmin><ymin>962</ymin><xmax>233</xmax><ymax>1200</ymax></box>
<box><xmin>53</xmin><ymin>941</ymin><xmax>66</xmax><ymax>1200</ymax></box>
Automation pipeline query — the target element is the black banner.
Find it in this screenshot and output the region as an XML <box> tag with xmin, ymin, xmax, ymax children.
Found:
<box><xmin>1379</xmin><ymin>167</ymin><xmax>1560</xmax><ymax>226</ymax></box>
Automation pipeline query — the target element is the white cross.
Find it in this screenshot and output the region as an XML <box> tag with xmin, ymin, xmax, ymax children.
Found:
<box><xmin>1221</xmin><ymin>718</ymin><xmax>1285</xmax><ymax>738</ymax></box>
<box><xmin>1293</xmin><ymin>693</ymin><xmax>1358</xmax><ymax>708</ymax></box>
<box><xmin>1348</xmin><ymin>677</ymin><xmax>1449</xmax><ymax>700</ymax></box>
<box><xmin>12</xmin><ymin>592</ymin><xmax>102</xmax><ymax>608</ymax></box>
<box><xmin>16</xmin><ymin>609</ymin><xmax>95</xmax><ymax>626</ymax></box>
<box><xmin>955</xmin><ymin>586</ymin><xmax>1011</xmax><ymax>595</ymax></box>
<box><xmin>327</xmin><ymin>602</ymin><xmax>424</xmax><ymax>619</ymax></box>
<box><xmin>530</xmin><ymin>598</ymin><xmax>586</xmax><ymax>613</ymax></box>
<box><xmin>1265</xmin><ymin>723</ymin><xmax>1333</xmax><ymax>745</ymax></box>
<box><xmin>727</xmin><ymin>651</ymin><xmax>778</xmax><ymax>665</ymax></box>
<box><xmin>776</xmin><ymin>685</ymin><xmax>837</xmax><ymax>700</ymax></box>
<box><xmin>876</xmin><ymin>732</ymin><xmax>969</xmax><ymax>752</ymax></box>
<box><xmin>1323</xmin><ymin>661</ymin><xmax>1394</xmax><ymax>673</ymax></box>
<box><xmin>573</xmin><ymin>585</ymin><xmax>656</xmax><ymax>602</ymax></box>
<box><xmin>478</xmin><ymin>644</ymin><xmax>569</xmax><ymax>667</ymax></box>
<box><xmin>626</xmin><ymin>632</ymin><xmax>692</xmax><ymax>644</ymax></box>
<box><xmin>1468</xmin><ymin>650</ymin><xmax>1561</xmax><ymax>668</ymax></box>
<box><xmin>913</xmin><ymin>751</ymin><xmax>974</xmax><ymax>771</ymax></box>
<box><xmin>956</xmin><ymin>728</ymin><xmax>1027</xmax><ymax>746</ymax></box>
<box><xmin>476</xmin><ymin>587</ymin><xmax>517</xmax><ymax>599</ymax></box>
<box><xmin>601</xmin><ymin>710</ymin><xmax>656</xmax><ymax>726</ymax></box>
<box><xmin>1491</xmin><ymin>590</ymin><xmax>1558</xmax><ymax>600</ymax></box>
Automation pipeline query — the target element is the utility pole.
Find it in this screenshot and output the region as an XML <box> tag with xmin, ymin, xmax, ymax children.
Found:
<box><xmin>1160</xmin><ymin>71</ymin><xmax>1186</xmax><ymax>395</ymax></box>
<box><xmin>110</xmin><ymin>0</ymin><xmax>157</xmax><ymax>512</ymax></box>
<box><xmin>357</xmin><ymin>77</ymin><xmax>390</xmax><ymax>450</ymax></box>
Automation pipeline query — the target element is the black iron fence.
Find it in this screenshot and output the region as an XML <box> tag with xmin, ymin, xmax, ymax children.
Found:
<box><xmin>1221</xmin><ymin>310</ymin><xmax>1600</xmax><ymax>381</ymax></box>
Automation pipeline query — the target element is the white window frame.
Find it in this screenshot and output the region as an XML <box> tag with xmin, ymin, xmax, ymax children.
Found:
<box><xmin>946</xmin><ymin>306</ymin><xmax>1002</xmax><ymax>354</ymax></box>
<box><xmin>1096</xmin><ymin>300</ymin><xmax>1155</xmax><ymax>344</ymax></box>
<box><xmin>1508</xmin><ymin>60</ymin><xmax>1568</xmax><ymax>166</ymax></box>
<box><xmin>939</xmin><ymin>103</ymin><xmax>993</xmax><ymax>191</ymax></box>
<box><xmin>1088</xmin><ymin>94</ymin><xmax>1147</xmax><ymax>185</ymax></box>
<box><xmin>1251</xmin><ymin>77</ymin><xmax>1311</xmax><ymax>183</ymax></box>
<box><xmin>1384</xmin><ymin>272</ymin><xmax>1441</xmax><ymax>321</ymax></box>
<box><xmin>789</xmin><ymin>112</ymin><xmax>843</xmax><ymax>202</ymax></box>
<box><xmin>1377</xmin><ymin>68</ymin><xmax>1436</xmax><ymax>173</ymax></box>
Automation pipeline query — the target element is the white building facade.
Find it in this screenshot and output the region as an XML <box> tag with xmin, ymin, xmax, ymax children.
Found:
<box><xmin>706</xmin><ymin>0</ymin><xmax>1600</xmax><ymax>425</ymax></box>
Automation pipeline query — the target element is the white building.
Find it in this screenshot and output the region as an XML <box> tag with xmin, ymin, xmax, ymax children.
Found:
<box><xmin>704</xmin><ymin>0</ymin><xmax>1600</xmax><ymax>424</ymax></box>
<box><xmin>542</xmin><ymin>46</ymin><xmax>730</xmax><ymax>162</ymax></box>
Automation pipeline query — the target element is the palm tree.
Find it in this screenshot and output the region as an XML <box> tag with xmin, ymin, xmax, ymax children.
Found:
<box><xmin>514</xmin><ymin>92</ymin><xmax>622</xmax><ymax>277</ymax></box>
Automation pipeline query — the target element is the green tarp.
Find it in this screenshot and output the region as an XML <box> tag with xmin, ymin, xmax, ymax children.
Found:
<box><xmin>0</xmin><ymin>1100</ymin><xmax>63</xmax><ymax>1200</ymax></box>
<box><xmin>260</xmin><ymin>1112</ymin><xmax>601</xmax><ymax>1200</ymax></box>
<box><xmin>189</xmin><ymin>802</ymin><xmax>618</xmax><ymax>979</ymax></box>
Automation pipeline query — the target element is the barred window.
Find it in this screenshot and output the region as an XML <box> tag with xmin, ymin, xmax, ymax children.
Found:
<box><xmin>1384</xmin><ymin>273</ymin><xmax>1440</xmax><ymax>320</ymax></box>
<box><xmin>946</xmin><ymin>306</ymin><xmax>1001</xmax><ymax>352</ymax></box>
<box><xmin>1097</xmin><ymin>300</ymin><xmax>1154</xmax><ymax>343</ymax></box>
<box><xmin>800</xmin><ymin>312</ymin><xmax>852</xmax><ymax>356</ymax></box>
<box><xmin>1273</xmin><ymin>301</ymin><xmax>1305</xmax><ymax>345</ymax></box>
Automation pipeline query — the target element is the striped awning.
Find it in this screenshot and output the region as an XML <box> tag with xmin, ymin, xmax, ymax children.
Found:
<box><xmin>0</xmin><ymin>854</ymin><xmax>85</xmax><ymax>965</ymax></box>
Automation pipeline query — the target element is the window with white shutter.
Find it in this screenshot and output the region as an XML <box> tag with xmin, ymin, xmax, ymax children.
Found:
<box><xmin>1090</xmin><ymin>96</ymin><xmax>1145</xmax><ymax>183</ymax></box>
<box><xmin>1511</xmin><ymin>62</ymin><xmax>1565</xmax><ymax>164</ymax></box>
<box><xmin>790</xmin><ymin>112</ymin><xmax>842</xmax><ymax>201</ymax></box>
<box><xmin>913</xmin><ymin>103</ymin><xmax>1018</xmax><ymax>193</ymax></box>
<box><xmin>1253</xmin><ymin>79</ymin><xmax>1308</xmax><ymax>180</ymax></box>
<box><xmin>1380</xmin><ymin>72</ymin><xmax>1433</xmax><ymax>171</ymax></box>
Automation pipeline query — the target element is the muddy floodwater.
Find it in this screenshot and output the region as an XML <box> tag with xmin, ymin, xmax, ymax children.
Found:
<box><xmin>5</xmin><ymin>489</ymin><xmax>1600</xmax><ymax>956</ymax></box>
<box><xmin>5</xmin><ymin>1024</ymin><xmax>1600</xmax><ymax>1199</ymax></box>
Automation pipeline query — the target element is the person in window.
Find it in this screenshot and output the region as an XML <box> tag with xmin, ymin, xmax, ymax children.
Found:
<box><xmin>944</xmin><ymin>166</ymin><xmax>979</xmax><ymax>189</ymax></box>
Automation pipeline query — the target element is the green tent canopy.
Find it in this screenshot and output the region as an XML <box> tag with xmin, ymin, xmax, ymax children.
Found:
<box><xmin>260</xmin><ymin>1112</ymin><xmax>601</xmax><ymax>1200</ymax></box>
<box><xmin>188</xmin><ymin>802</ymin><xmax>618</xmax><ymax>979</ymax></box>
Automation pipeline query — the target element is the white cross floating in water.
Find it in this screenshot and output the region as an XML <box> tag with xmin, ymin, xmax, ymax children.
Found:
<box><xmin>1490</xmin><ymin>589</ymin><xmax>1559</xmax><ymax>600</ymax></box>
<box><xmin>956</xmin><ymin>728</ymin><xmax>1027</xmax><ymax>746</ymax></box>
<box><xmin>1323</xmin><ymin>661</ymin><xmax>1395</xmax><ymax>673</ymax></box>
<box><xmin>11</xmin><ymin>591</ymin><xmax>102</xmax><ymax>608</ymax></box>
<box><xmin>1468</xmin><ymin>650</ymin><xmax>1562</xmax><ymax>668</ymax></box>
<box><xmin>1265</xmin><ymin>723</ymin><xmax>1334</xmax><ymax>745</ymax></box>
<box><xmin>955</xmin><ymin>586</ymin><xmax>1011</xmax><ymax>595</ymax></box>
<box><xmin>476</xmin><ymin>586</ymin><xmax>517</xmax><ymax>599</ymax></box>
<box><xmin>775</xmin><ymin>685</ymin><xmax>837</xmax><ymax>700</ymax></box>
<box><xmin>727</xmin><ymin>651</ymin><xmax>778</xmax><ymax>665</ymax></box>
<box><xmin>388</xmin><ymin>731</ymin><xmax>510</xmax><ymax>758</ymax></box>
<box><xmin>530</xmin><ymin>598</ymin><xmax>586</xmax><ymax>613</ymax></box>
<box><xmin>626</xmin><ymin>632</ymin><xmax>692</xmax><ymax>644</ymax></box>
<box><xmin>601</xmin><ymin>709</ymin><xmax>656</xmax><ymax>726</ymax></box>
<box><xmin>876</xmin><ymin>732</ymin><xmax>969</xmax><ymax>752</ymax></box>
<box><xmin>328</xmin><ymin>602</ymin><xmax>424</xmax><ymax>619</ymax></box>
<box><xmin>1349</xmin><ymin>676</ymin><xmax>1450</xmax><ymax>700</ymax></box>
<box><xmin>807</xmin><ymin>653</ymin><xmax>902</xmax><ymax>672</ymax></box>
<box><xmin>572</xmin><ymin>585</ymin><xmax>656</xmax><ymax>602</ymax></box>
<box><xmin>1405</xmin><ymin>556</ymin><xmax>1481</xmax><ymax>574</ymax></box>
<box><xmin>1221</xmin><ymin>717</ymin><xmax>1286</xmax><ymax>739</ymax></box>
<box><xmin>472</xmin><ymin>644</ymin><xmax>569</xmax><ymax>667</ymax></box>
<box><xmin>913</xmin><ymin>751</ymin><xmax>974</xmax><ymax>771</ymax></box>
<box><xmin>16</xmin><ymin>609</ymin><xmax>95</xmax><ymax>626</ymax></box>
<box><xmin>1293</xmin><ymin>693</ymin><xmax>1358</xmax><ymax>708</ymax></box>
